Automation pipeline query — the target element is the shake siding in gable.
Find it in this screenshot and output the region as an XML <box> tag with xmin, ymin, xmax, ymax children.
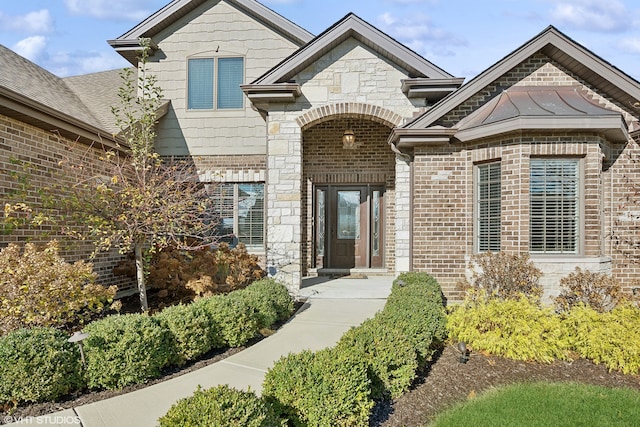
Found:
<box><xmin>149</xmin><ymin>1</ymin><xmax>302</xmax><ymax>157</ymax></box>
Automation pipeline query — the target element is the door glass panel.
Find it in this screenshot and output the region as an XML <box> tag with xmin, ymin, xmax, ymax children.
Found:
<box><xmin>316</xmin><ymin>188</ymin><xmax>326</xmax><ymax>256</ymax></box>
<box><xmin>337</xmin><ymin>191</ymin><xmax>360</xmax><ymax>239</ymax></box>
<box><xmin>372</xmin><ymin>190</ymin><xmax>380</xmax><ymax>256</ymax></box>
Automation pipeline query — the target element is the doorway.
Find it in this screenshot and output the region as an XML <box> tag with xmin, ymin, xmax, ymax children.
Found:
<box><xmin>314</xmin><ymin>185</ymin><xmax>385</xmax><ymax>269</ymax></box>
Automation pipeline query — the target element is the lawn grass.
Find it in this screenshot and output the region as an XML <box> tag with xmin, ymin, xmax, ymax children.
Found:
<box><xmin>428</xmin><ymin>382</ymin><xmax>640</xmax><ymax>427</ymax></box>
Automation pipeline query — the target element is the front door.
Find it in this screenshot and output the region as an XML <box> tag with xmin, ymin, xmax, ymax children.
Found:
<box><xmin>314</xmin><ymin>185</ymin><xmax>385</xmax><ymax>269</ymax></box>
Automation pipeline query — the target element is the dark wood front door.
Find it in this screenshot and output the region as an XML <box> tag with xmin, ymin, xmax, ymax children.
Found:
<box><xmin>314</xmin><ymin>185</ymin><xmax>384</xmax><ymax>269</ymax></box>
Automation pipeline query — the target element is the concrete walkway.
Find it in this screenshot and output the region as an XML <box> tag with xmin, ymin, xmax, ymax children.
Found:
<box><xmin>7</xmin><ymin>275</ymin><xmax>393</xmax><ymax>427</ymax></box>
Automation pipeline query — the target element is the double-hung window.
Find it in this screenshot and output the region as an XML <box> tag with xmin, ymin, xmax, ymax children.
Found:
<box><xmin>188</xmin><ymin>57</ymin><xmax>244</xmax><ymax>110</ymax></box>
<box><xmin>529</xmin><ymin>158</ymin><xmax>579</xmax><ymax>254</ymax></box>
<box><xmin>208</xmin><ymin>183</ymin><xmax>264</xmax><ymax>250</ymax></box>
<box><xmin>476</xmin><ymin>162</ymin><xmax>501</xmax><ymax>252</ymax></box>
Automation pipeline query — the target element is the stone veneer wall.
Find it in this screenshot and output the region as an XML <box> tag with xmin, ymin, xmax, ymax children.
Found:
<box><xmin>0</xmin><ymin>113</ymin><xmax>134</xmax><ymax>293</ymax></box>
<box><xmin>301</xmin><ymin>117</ymin><xmax>397</xmax><ymax>274</ymax></box>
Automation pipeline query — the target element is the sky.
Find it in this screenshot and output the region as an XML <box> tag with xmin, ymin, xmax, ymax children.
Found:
<box><xmin>1</xmin><ymin>0</ymin><xmax>640</xmax><ymax>81</ymax></box>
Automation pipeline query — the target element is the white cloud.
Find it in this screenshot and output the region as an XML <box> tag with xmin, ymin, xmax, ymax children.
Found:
<box><xmin>549</xmin><ymin>0</ymin><xmax>628</xmax><ymax>32</ymax></box>
<box><xmin>64</xmin><ymin>0</ymin><xmax>159</xmax><ymax>21</ymax></box>
<box><xmin>13</xmin><ymin>36</ymin><xmax>48</xmax><ymax>62</ymax></box>
<box><xmin>46</xmin><ymin>50</ymin><xmax>130</xmax><ymax>77</ymax></box>
<box><xmin>620</xmin><ymin>37</ymin><xmax>640</xmax><ymax>54</ymax></box>
<box><xmin>0</xmin><ymin>9</ymin><xmax>54</xmax><ymax>34</ymax></box>
<box><xmin>376</xmin><ymin>12</ymin><xmax>466</xmax><ymax>55</ymax></box>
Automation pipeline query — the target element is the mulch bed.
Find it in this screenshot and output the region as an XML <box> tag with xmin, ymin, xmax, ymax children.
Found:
<box><xmin>372</xmin><ymin>345</ymin><xmax>640</xmax><ymax>426</ymax></box>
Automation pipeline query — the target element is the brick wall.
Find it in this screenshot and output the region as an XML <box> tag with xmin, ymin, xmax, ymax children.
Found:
<box><xmin>301</xmin><ymin>117</ymin><xmax>396</xmax><ymax>274</ymax></box>
<box><xmin>413</xmin><ymin>133</ymin><xmax>608</xmax><ymax>301</ymax></box>
<box><xmin>0</xmin><ymin>113</ymin><xmax>134</xmax><ymax>292</ymax></box>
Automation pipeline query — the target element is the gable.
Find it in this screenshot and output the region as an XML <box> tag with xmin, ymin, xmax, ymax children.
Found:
<box><xmin>392</xmin><ymin>26</ymin><xmax>640</xmax><ymax>147</ymax></box>
<box><xmin>109</xmin><ymin>0</ymin><xmax>313</xmax><ymax>65</ymax></box>
<box><xmin>243</xmin><ymin>14</ymin><xmax>463</xmax><ymax>107</ymax></box>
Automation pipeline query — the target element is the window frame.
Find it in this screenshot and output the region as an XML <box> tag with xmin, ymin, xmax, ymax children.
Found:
<box><xmin>207</xmin><ymin>182</ymin><xmax>265</xmax><ymax>252</ymax></box>
<box><xmin>187</xmin><ymin>56</ymin><xmax>245</xmax><ymax>111</ymax></box>
<box><xmin>474</xmin><ymin>161</ymin><xmax>502</xmax><ymax>253</ymax></box>
<box><xmin>529</xmin><ymin>157</ymin><xmax>583</xmax><ymax>255</ymax></box>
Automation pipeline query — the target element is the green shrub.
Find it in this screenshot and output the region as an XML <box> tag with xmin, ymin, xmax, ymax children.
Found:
<box><xmin>447</xmin><ymin>293</ymin><xmax>571</xmax><ymax>363</ymax></box>
<box><xmin>263</xmin><ymin>348</ymin><xmax>373</xmax><ymax>427</ymax></box>
<box><xmin>196</xmin><ymin>294</ymin><xmax>259</xmax><ymax>347</ymax></box>
<box><xmin>83</xmin><ymin>314</ymin><xmax>177</xmax><ymax>389</ymax></box>
<box><xmin>0</xmin><ymin>327</ymin><xmax>84</xmax><ymax>404</ymax></box>
<box><xmin>238</xmin><ymin>278</ymin><xmax>294</xmax><ymax>329</ymax></box>
<box><xmin>458</xmin><ymin>252</ymin><xmax>543</xmax><ymax>302</ymax></box>
<box><xmin>159</xmin><ymin>384</ymin><xmax>283</xmax><ymax>427</ymax></box>
<box><xmin>0</xmin><ymin>241</ymin><xmax>116</xmax><ymax>334</ymax></box>
<box><xmin>336</xmin><ymin>316</ymin><xmax>418</xmax><ymax>399</ymax></box>
<box><xmin>555</xmin><ymin>268</ymin><xmax>622</xmax><ymax>313</ymax></box>
<box><xmin>153</xmin><ymin>303</ymin><xmax>222</xmax><ymax>365</ymax></box>
<box><xmin>563</xmin><ymin>303</ymin><xmax>640</xmax><ymax>374</ymax></box>
<box><xmin>377</xmin><ymin>272</ymin><xmax>447</xmax><ymax>364</ymax></box>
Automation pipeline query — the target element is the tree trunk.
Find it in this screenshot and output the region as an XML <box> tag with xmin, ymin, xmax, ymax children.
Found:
<box><xmin>134</xmin><ymin>243</ymin><xmax>149</xmax><ymax>312</ymax></box>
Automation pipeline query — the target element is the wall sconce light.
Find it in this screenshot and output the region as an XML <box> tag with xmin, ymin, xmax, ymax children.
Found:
<box><xmin>342</xmin><ymin>129</ymin><xmax>356</xmax><ymax>149</ymax></box>
<box><xmin>68</xmin><ymin>330</ymin><xmax>89</xmax><ymax>367</ymax></box>
<box><xmin>457</xmin><ymin>341</ymin><xmax>469</xmax><ymax>364</ymax></box>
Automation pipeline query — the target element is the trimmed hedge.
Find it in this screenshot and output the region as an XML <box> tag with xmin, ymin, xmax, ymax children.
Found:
<box><xmin>237</xmin><ymin>278</ymin><xmax>294</xmax><ymax>328</ymax></box>
<box><xmin>195</xmin><ymin>294</ymin><xmax>259</xmax><ymax>347</ymax></box>
<box><xmin>336</xmin><ymin>315</ymin><xmax>418</xmax><ymax>399</ymax></box>
<box><xmin>159</xmin><ymin>385</ymin><xmax>284</xmax><ymax>427</ymax></box>
<box><xmin>83</xmin><ymin>313</ymin><xmax>177</xmax><ymax>390</ymax></box>
<box><xmin>262</xmin><ymin>272</ymin><xmax>446</xmax><ymax>425</ymax></box>
<box><xmin>263</xmin><ymin>348</ymin><xmax>373</xmax><ymax>427</ymax></box>
<box><xmin>0</xmin><ymin>327</ymin><xmax>84</xmax><ymax>404</ymax></box>
<box><xmin>153</xmin><ymin>302</ymin><xmax>222</xmax><ymax>365</ymax></box>
<box><xmin>377</xmin><ymin>272</ymin><xmax>448</xmax><ymax>364</ymax></box>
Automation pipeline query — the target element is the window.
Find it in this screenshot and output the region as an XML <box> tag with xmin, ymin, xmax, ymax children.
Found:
<box><xmin>188</xmin><ymin>57</ymin><xmax>244</xmax><ymax>110</ymax></box>
<box><xmin>530</xmin><ymin>159</ymin><xmax>579</xmax><ymax>254</ymax></box>
<box><xmin>476</xmin><ymin>162</ymin><xmax>501</xmax><ymax>252</ymax></box>
<box><xmin>208</xmin><ymin>183</ymin><xmax>264</xmax><ymax>249</ymax></box>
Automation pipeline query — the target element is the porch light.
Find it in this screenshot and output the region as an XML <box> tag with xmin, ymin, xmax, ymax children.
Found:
<box><xmin>68</xmin><ymin>330</ymin><xmax>89</xmax><ymax>367</ymax></box>
<box><xmin>342</xmin><ymin>129</ymin><xmax>356</xmax><ymax>149</ymax></box>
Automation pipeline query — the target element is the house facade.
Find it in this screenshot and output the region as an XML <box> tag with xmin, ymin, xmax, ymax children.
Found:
<box><xmin>2</xmin><ymin>0</ymin><xmax>640</xmax><ymax>300</ymax></box>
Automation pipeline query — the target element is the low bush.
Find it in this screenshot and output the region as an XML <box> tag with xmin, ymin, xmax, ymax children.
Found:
<box><xmin>377</xmin><ymin>272</ymin><xmax>447</xmax><ymax>364</ymax></box>
<box><xmin>336</xmin><ymin>316</ymin><xmax>418</xmax><ymax>399</ymax></box>
<box><xmin>563</xmin><ymin>303</ymin><xmax>640</xmax><ymax>374</ymax></box>
<box><xmin>0</xmin><ymin>327</ymin><xmax>84</xmax><ymax>405</ymax></box>
<box><xmin>83</xmin><ymin>314</ymin><xmax>177</xmax><ymax>390</ymax></box>
<box><xmin>158</xmin><ymin>384</ymin><xmax>284</xmax><ymax>427</ymax></box>
<box><xmin>447</xmin><ymin>293</ymin><xmax>571</xmax><ymax>363</ymax></box>
<box><xmin>196</xmin><ymin>294</ymin><xmax>259</xmax><ymax>347</ymax></box>
<box><xmin>113</xmin><ymin>243</ymin><xmax>266</xmax><ymax>301</ymax></box>
<box><xmin>153</xmin><ymin>303</ymin><xmax>222</xmax><ymax>365</ymax></box>
<box><xmin>555</xmin><ymin>268</ymin><xmax>622</xmax><ymax>313</ymax></box>
<box><xmin>457</xmin><ymin>252</ymin><xmax>543</xmax><ymax>302</ymax></box>
<box><xmin>0</xmin><ymin>241</ymin><xmax>116</xmax><ymax>334</ymax></box>
<box><xmin>263</xmin><ymin>348</ymin><xmax>373</xmax><ymax>427</ymax></box>
<box><xmin>237</xmin><ymin>279</ymin><xmax>294</xmax><ymax>329</ymax></box>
